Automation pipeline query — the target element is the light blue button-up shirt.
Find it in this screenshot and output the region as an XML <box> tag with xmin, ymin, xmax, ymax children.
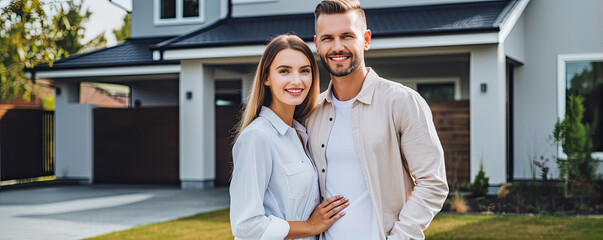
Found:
<box><xmin>230</xmin><ymin>106</ymin><xmax>320</xmax><ymax>240</ymax></box>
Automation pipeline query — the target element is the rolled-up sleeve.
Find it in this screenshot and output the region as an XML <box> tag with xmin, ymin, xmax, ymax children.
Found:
<box><xmin>229</xmin><ymin>128</ymin><xmax>290</xmax><ymax>240</ymax></box>
<box><xmin>389</xmin><ymin>92</ymin><xmax>449</xmax><ymax>240</ymax></box>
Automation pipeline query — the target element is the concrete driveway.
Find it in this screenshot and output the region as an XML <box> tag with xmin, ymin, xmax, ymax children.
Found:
<box><xmin>0</xmin><ymin>185</ymin><xmax>230</xmax><ymax>240</ymax></box>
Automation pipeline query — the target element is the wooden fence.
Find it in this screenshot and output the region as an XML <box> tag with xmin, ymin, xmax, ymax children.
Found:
<box><xmin>0</xmin><ymin>109</ymin><xmax>54</xmax><ymax>181</ymax></box>
<box><xmin>429</xmin><ymin>100</ymin><xmax>470</xmax><ymax>187</ymax></box>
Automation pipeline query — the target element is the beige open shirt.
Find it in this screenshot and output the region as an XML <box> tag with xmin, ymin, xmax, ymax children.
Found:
<box><xmin>305</xmin><ymin>68</ymin><xmax>449</xmax><ymax>240</ymax></box>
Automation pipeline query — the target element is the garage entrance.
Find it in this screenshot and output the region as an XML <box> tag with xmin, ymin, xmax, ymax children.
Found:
<box><xmin>93</xmin><ymin>107</ymin><xmax>179</xmax><ymax>184</ymax></box>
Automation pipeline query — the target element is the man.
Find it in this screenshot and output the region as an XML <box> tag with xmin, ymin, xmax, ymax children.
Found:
<box><xmin>305</xmin><ymin>0</ymin><xmax>449</xmax><ymax>239</ymax></box>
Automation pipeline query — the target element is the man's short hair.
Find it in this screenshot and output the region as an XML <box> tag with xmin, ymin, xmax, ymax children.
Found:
<box><xmin>314</xmin><ymin>0</ymin><xmax>366</xmax><ymax>30</ymax></box>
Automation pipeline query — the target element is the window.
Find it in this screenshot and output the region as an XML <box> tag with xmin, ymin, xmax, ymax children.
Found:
<box><xmin>155</xmin><ymin>0</ymin><xmax>204</xmax><ymax>26</ymax></box>
<box><xmin>80</xmin><ymin>82</ymin><xmax>130</xmax><ymax>108</ymax></box>
<box><xmin>417</xmin><ymin>83</ymin><xmax>455</xmax><ymax>101</ymax></box>
<box><xmin>558</xmin><ymin>53</ymin><xmax>603</xmax><ymax>156</ymax></box>
<box><xmin>396</xmin><ymin>77</ymin><xmax>461</xmax><ymax>101</ymax></box>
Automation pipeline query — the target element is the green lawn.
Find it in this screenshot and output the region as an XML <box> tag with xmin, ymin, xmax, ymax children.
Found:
<box><xmin>425</xmin><ymin>214</ymin><xmax>602</xmax><ymax>239</ymax></box>
<box><xmin>88</xmin><ymin>209</ymin><xmax>603</xmax><ymax>240</ymax></box>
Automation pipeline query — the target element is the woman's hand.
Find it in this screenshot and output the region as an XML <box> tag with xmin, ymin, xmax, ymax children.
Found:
<box><xmin>306</xmin><ymin>195</ymin><xmax>349</xmax><ymax>235</ymax></box>
<box><xmin>286</xmin><ymin>195</ymin><xmax>349</xmax><ymax>239</ymax></box>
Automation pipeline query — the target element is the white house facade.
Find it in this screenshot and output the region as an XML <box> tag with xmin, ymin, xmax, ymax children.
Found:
<box><xmin>31</xmin><ymin>0</ymin><xmax>603</xmax><ymax>189</ymax></box>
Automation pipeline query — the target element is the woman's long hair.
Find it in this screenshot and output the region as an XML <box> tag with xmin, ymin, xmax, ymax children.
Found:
<box><xmin>235</xmin><ymin>34</ymin><xmax>320</xmax><ymax>138</ymax></box>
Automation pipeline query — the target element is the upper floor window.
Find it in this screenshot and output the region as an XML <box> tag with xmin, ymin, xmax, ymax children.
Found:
<box><xmin>155</xmin><ymin>0</ymin><xmax>204</xmax><ymax>26</ymax></box>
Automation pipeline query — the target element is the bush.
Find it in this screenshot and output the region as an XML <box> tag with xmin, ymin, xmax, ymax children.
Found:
<box><xmin>497</xmin><ymin>184</ymin><xmax>510</xmax><ymax>198</ymax></box>
<box><xmin>451</xmin><ymin>191</ymin><xmax>469</xmax><ymax>213</ymax></box>
<box><xmin>553</xmin><ymin>95</ymin><xmax>598</xmax><ymax>196</ymax></box>
<box><xmin>471</xmin><ymin>164</ymin><xmax>489</xmax><ymax>197</ymax></box>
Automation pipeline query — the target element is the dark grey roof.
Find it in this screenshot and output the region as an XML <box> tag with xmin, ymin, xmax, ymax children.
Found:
<box><xmin>155</xmin><ymin>0</ymin><xmax>516</xmax><ymax>50</ymax></box>
<box><xmin>33</xmin><ymin>1</ymin><xmax>516</xmax><ymax>71</ymax></box>
<box><xmin>33</xmin><ymin>37</ymin><xmax>178</xmax><ymax>71</ymax></box>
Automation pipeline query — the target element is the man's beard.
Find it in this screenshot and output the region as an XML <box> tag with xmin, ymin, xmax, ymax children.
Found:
<box><xmin>319</xmin><ymin>51</ymin><xmax>361</xmax><ymax>77</ymax></box>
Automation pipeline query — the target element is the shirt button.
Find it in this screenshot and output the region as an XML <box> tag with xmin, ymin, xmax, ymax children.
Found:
<box><xmin>322</xmin><ymin>169</ymin><xmax>325</xmax><ymax>173</ymax></box>
<box><xmin>321</xmin><ymin>144</ymin><xmax>325</xmax><ymax>148</ymax></box>
<box><xmin>329</xmin><ymin>117</ymin><xmax>333</xmax><ymax>121</ymax></box>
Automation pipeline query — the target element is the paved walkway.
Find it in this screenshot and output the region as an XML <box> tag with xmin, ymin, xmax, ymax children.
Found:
<box><xmin>0</xmin><ymin>185</ymin><xmax>230</xmax><ymax>240</ymax></box>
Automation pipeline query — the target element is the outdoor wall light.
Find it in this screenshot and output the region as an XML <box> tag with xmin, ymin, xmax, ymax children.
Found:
<box><xmin>480</xmin><ymin>83</ymin><xmax>487</xmax><ymax>93</ymax></box>
<box><xmin>56</xmin><ymin>87</ymin><xmax>61</xmax><ymax>96</ymax></box>
<box><xmin>186</xmin><ymin>91</ymin><xmax>193</xmax><ymax>100</ymax></box>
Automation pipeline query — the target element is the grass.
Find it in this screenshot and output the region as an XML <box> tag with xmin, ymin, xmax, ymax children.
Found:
<box><xmin>425</xmin><ymin>214</ymin><xmax>603</xmax><ymax>239</ymax></box>
<box><xmin>87</xmin><ymin>208</ymin><xmax>233</xmax><ymax>240</ymax></box>
<box><xmin>88</xmin><ymin>209</ymin><xmax>603</xmax><ymax>240</ymax></box>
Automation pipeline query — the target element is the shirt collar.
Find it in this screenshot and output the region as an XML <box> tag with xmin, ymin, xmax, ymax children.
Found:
<box><xmin>259</xmin><ymin>106</ymin><xmax>304</xmax><ymax>136</ymax></box>
<box><xmin>319</xmin><ymin>68</ymin><xmax>379</xmax><ymax>105</ymax></box>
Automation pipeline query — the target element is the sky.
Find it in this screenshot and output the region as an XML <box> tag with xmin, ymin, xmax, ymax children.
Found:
<box><xmin>8</xmin><ymin>0</ymin><xmax>134</xmax><ymax>47</ymax></box>
<box><xmin>78</xmin><ymin>0</ymin><xmax>131</xmax><ymax>46</ymax></box>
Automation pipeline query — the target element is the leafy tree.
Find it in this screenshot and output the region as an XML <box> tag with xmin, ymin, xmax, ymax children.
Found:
<box><xmin>0</xmin><ymin>0</ymin><xmax>94</xmax><ymax>101</ymax></box>
<box><xmin>553</xmin><ymin>95</ymin><xmax>597</xmax><ymax>196</ymax></box>
<box><xmin>79</xmin><ymin>31</ymin><xmax>107</xmax><ymax>53</ymax></box>
<box><xmin>113</xmin><ymin>13</ymin><xmax>130</xmax><ymax>42</ymax></box>
<box><xmin>0</xmin><ymin>0</ymin><xmax>67</xmax><ymax>100</ymax></box>
<box><xmin>567</xmin><ymin>62</ymin><xmax>602</xmax><ymax>152</ymax></box>
<box><xmin>53</xmin><ymin>1</ymin><xmax>91</xmax><ymax>55</ymax></box>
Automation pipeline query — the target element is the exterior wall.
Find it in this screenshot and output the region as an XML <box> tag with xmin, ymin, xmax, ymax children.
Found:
<box><xmin>503</xmin><ymin>13</ymin><xmax>525</xmax><ymax>63</ymax></box>
<box><xmin>513</xmin><ymin>0</ymin><xmax>603</xmax><ymax>180</ymax></box>
<box><xmin>470</xmin><ymin>44</ymin><xmax>507</xmax><ymax>185</ymax></box>
<box><xmin>179</xmin><ymin>60</ymin><xmax>215</xmax><ymax>189</ymax></box>
<box><xmin>130</xmin><ymin>80</ymin><xmax>179</xmax><ymax>107</ymax></box>
<box><xmin>232</xmin><ymin>0</ymin><xmax>497</xmax><ymax>17</ymax></box>
<box><xmin>54</xmin><ymin>81</ymin><xmax>95</xmax><ymax>183</ymax></box>
<box><xmin>131</xmin><ymin>0</ymin><xmax>224</xmax><ymax>38</ymax></box>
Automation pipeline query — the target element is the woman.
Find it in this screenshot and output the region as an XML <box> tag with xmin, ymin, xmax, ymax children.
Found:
<box><xmin>230</xmin><ymin>34</ymin><xmax>348</xmax><ymax>240</ymax></box>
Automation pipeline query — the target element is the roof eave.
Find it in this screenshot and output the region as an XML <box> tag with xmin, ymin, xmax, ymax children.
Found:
<box><xmin>158</xmin><ymin>27</ymin><xmax>500</xmax><ymax>51</ymax></box>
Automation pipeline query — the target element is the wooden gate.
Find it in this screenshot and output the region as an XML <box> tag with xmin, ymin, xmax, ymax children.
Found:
<box><xmin>214</xmin><ymin>80</ymin><xmax>242</xmax><ymax>187</ymax></box>
<box><xmin>0</xmin><ymin>109</ymin><xmax>54</xmax><ymax>181</ymax></box>
<box><xmin>429</xmin><ymin>100</ymin><xmax>470</xmax><ymax>187</ymax></box>
<box><xmin>93</xmin><ymin>107</ymin><xmax>178</xmax><ymax>184</ymax></box>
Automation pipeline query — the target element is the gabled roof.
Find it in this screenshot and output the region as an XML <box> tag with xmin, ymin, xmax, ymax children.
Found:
<box><xmin>33</xmin><ymin>1</ymin><xmax>517</xmax><ymax>71</ymax></box>
<box><xmin>33</xmin><ymin>37</ymin><xmax>178</xmax><ymax>71</ymax></box>
<box><xmin>154</xmin><ymin>0</ymin><xmax>516</xmax><ymax>50</ymax></box>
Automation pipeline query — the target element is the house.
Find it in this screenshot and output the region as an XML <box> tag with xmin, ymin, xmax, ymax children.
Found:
<box><xmin>29</xmin><ymin>0</ymin><xmax>603</xmax><ymax>189</ymax></box>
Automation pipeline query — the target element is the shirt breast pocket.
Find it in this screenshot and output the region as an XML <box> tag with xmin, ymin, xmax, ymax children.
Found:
<box><xmin>282</xmin><ymin>161</ymin><xmax>311</xmax><ymax>199</ymax></box>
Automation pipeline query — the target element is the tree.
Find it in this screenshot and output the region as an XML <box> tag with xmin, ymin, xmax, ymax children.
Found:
<box><xmin>79</xmin><ymin>31</ymin><xmax>107</xmax><ymax>53</ymax></box>
<box><xmin>0</xmin><ymin>0</ymin><xmax>92</xmax><ymax>101</ymax></box>
<box><xmin>553</xmin><ymin>95</ymin><xmax>597</xmax><ymax>196</ymax></box>
<box><xmin>53</xmin><ymin>0</ymin><xmax>91</xmax><ymax>55</ymax></box>
<box><xmin>113</xmin><ymin>13</ymin><xmax>130</xmax><ymax>42</ymax></box>
<box><xmin>471</xmin><ymin>164</ymin><xmax>489</xmax><ymax>197</ymax></box>
<box><xmin>1</xmin><ymin>0</ymin><xmax>64</xmax><ymax>100</ymax></box>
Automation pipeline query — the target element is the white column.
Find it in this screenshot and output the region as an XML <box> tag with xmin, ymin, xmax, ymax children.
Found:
<box><xmin>54</xmin><ymin>81</ymin><xmax>94</xmax><ymax>183</ymax></box>
<box><xmin>470</xmin><ymin>44</ymin><xmax>507</xmax><ymax>186</ymax></box>
<box><xmin>180</xmin><ymin>60</ymin><xmax>216</xmax><ymax>189</ymax></box>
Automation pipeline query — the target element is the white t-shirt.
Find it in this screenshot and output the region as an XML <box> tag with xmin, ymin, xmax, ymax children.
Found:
<box><xmin>324</xmin><ymin>93</ymin><xmax>380</xmax><ymax>240</ymax></box>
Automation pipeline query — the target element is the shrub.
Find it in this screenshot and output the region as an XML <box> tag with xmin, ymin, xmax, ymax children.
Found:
<box><xmin>497</xmin><ymin>184</ymin><xmax>510</xmax><ymax>198</ymax></box>
<box><xmin>451</xmin><ymin>191</ymin><xmax>469</xmax><ymax>213</ymax></box>
<box><xmin>553</xmin><ymin>95</ymin><xmax>598</xmax><ymax>196</ymax></box>
<box><xmin>471</xmin><ymin>164</ymin><xmax>489</xmax><ymax>197</ymax></box>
